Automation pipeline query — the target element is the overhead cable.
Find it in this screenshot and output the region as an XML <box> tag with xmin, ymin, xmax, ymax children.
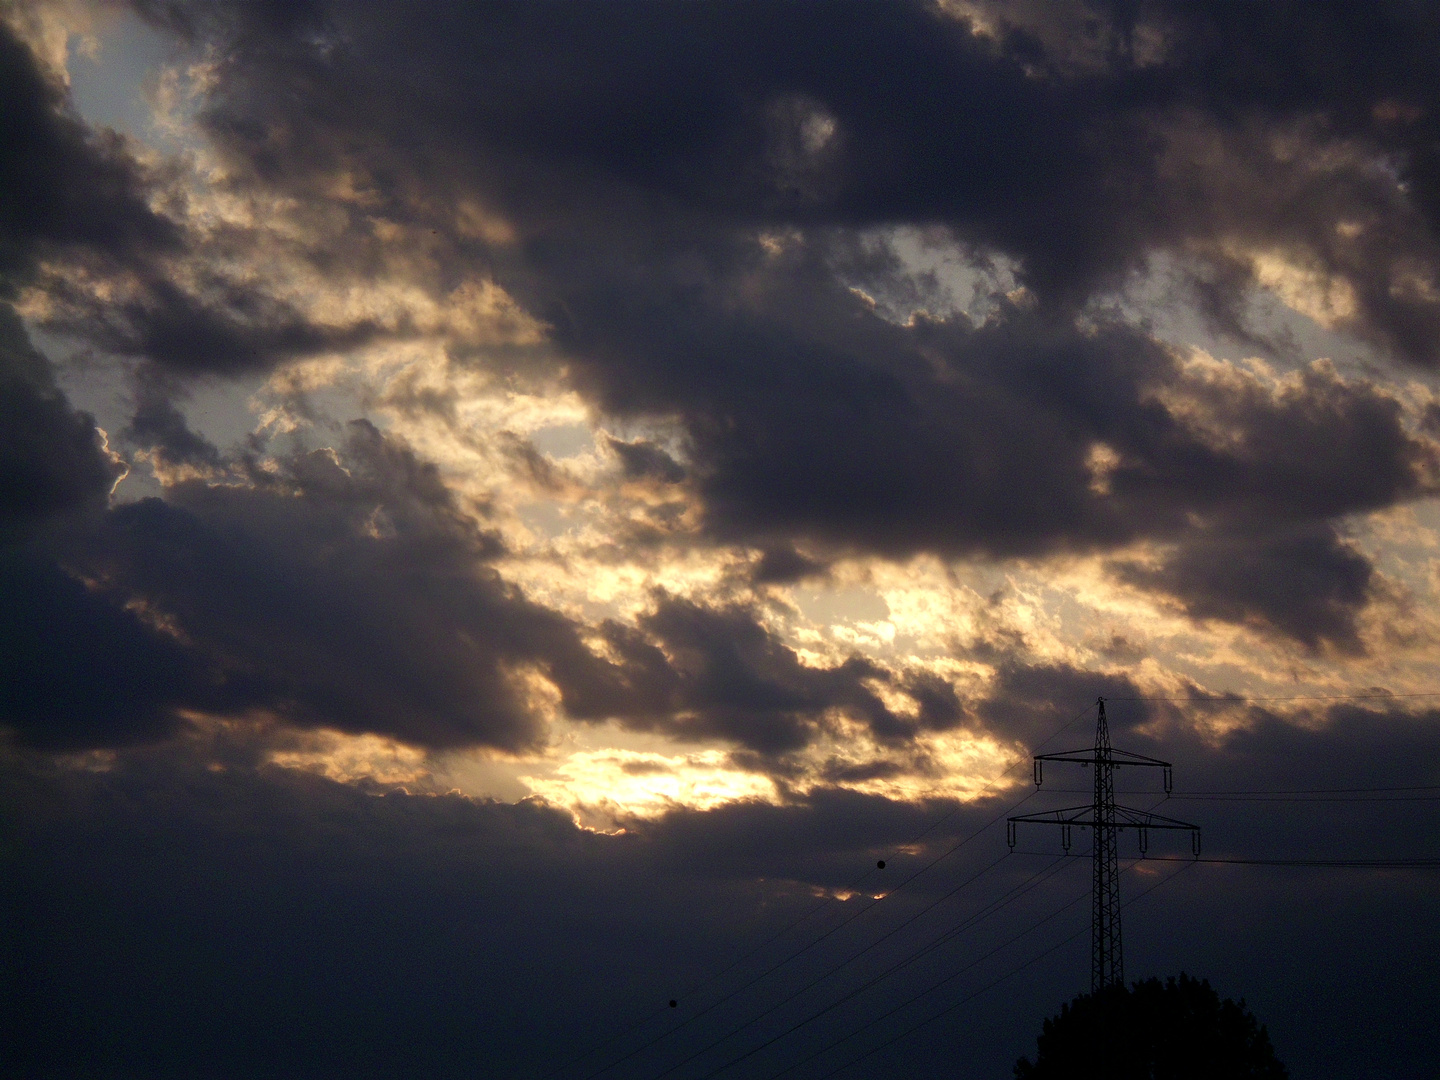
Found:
<box><xmin>800</xmin><ymin>859</ymin><xmax>1196</xmax><ymax>1080</ymax></box>
<box><xmin>565</xmin><ymin>703</ymin><xmax>1097</xmax><ymax>1080</ymax></box>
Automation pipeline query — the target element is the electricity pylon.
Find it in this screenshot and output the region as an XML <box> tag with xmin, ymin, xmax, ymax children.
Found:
<box><xmin>1007</xmin><ymin>697</ymin><xmax>1200</xmax><ymax>992</ymax></box>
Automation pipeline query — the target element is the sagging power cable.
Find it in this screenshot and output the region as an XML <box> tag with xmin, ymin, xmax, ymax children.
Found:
<box><xmin>678</xmin><ymin>856</ymin><xmax>1076</xmax><ymax>1080</ymax></box>
<box><xmin>801</xmin><ymin>859</ymin><xmax>1196</xmax><ymax>1080</ymax></box>
<box><xmin>562</xmin><ymin>704</ymin><xmax>1098</xmax><ymax>1080</ymax></box>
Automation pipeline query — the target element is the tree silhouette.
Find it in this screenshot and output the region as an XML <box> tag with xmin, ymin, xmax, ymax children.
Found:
<box><xmin>1014</xmin><ymin>974</ymin><xmax>1288</xmax><ymax>1079</ymax></box>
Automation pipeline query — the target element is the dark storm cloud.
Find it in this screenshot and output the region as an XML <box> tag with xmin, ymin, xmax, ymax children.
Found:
<box><xmin>973</xmin><ymin>662</ymin><xmax>1186</xmax><ymax>749</ymax></box>
<box><xmin>121</xmin><ymin>372</ymin><xmax>223</xmax><ymax>472</ymax></box>
<box><xmin>1181</xmin><ymin>697</ymin><xmax>1440</xmax><ymax>794</ymax></box>
<box><xmin>44</xmin><ymin>270</ymin><xmax>389</xmax><ymax>376</ymax></box>
<box><xmin>561</xmin><ymin>251</ymin><xmax>1431</xmax><ymax>648</ymax></box>
<box><xmin>0</xmin><ymin>18</ymin><xmax>176</xmax><ymax>286</ymax></box>
<box><xmin>0</xmin><ymin>17</ymin><xmax>390</xmax><ymax>378</ymax></box>
<box><xmin>599</xmin><ymin>594</ymin><xmax>962</xmax><ymax>754</ymax></box>
<box><xmin>0</xmin><ymin>18</ymin><xmax>343</xmax><ymax>374</ymax></box>
<box><xmin>137</xmin><ymin>0</ymin><xmax>1440</xmax><ymax>355</ymax></box>
<box><xmin>967</xmin><ymin>0</ymin><xmax>1440</xmax><ymax>363</ymax></box>
<box><xmin>0</xmin><ymin>748</ymin><xmax>1026</xmax><ymax>1080</ymax></box>
<box><xmin>6</xmin><ymin>0</ymin><xmax>1435</xmax><ymax>748</ymax></box>
<box><xmin>606</xmin><ymin>434</ymin><xmax>687</xmax><ymax>484</ymax></box>
<box><xmin>4</xmin><ymin>414</ymin><xmax>934</xmax><ymax>755</ymax></box>
<box><xmin>0</xmin><ymin>304</ymin><xmax>121</xmax><ymax>537</ymax></box>
<box><xmin>751</xmin><ymin>544</ymin><xmax>829</xmax><ymax>585</ymax></box>
<box><xmin>43</xmin><ymin>420</ymin><xmax>592</xmax><ymax>752</ymax></box>
<box><xmin>0</xmin><ymin>550</ymin><xmax>212</xmax><ymax>748</ymax></box>
<box><xmin>1114</xmin><ymin>523</ymin><xmax>1375</xmax><ymax>653</ymax></box>
<box><xmin>3</xmin><ymin>419</ymin><xmax>564</xmax><ymax>750</ymax></box>
<box><xmin>0</xmin><ymin>751</ymin><xmax>749</xmax><ymax>1080</ymax></box>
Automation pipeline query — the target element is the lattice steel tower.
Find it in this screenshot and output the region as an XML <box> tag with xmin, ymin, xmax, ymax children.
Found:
<box><xmin>1007</xmin><ymin>698</ymin><xmax>1200</xmax><ymax>992</ymax></box>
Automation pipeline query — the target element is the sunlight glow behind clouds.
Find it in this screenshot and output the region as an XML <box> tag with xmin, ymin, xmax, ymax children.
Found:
<box><xmin>516</xmin><ymin>726</ymin><xmax>1021</xmax><ymax>830</ymax></box>
<box><xmin>522</xmin><ymin>749</ymin><xmax>779</xmax><ymax>830</ymax></box>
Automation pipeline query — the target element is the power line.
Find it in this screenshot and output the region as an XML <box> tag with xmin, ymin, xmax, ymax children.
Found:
<box><xmin>550</xmin><ymin>794</ymin><xmax>961</xmax><ymax>1080</ymax></box>
<box><xmin>1107</xmin><ymin>692</ymin><xmax>1440</xmax><ymax>702</ymax></box>
<box><xmin>1168</xmin><ymin>794</ymin><xmax>1440</xmax><ymax>803</ymax></box>
<box><xmin>802</xmin><ymin>859</ymin><xmax>1196</xmax><ymax>1080</ymax></box>
<box><xmin>1172</xmin><ymin>784</ymin><xmax>1440</xmax><ymax>794</ymax></box>
<box><xmin>642</xmin><ymin>853</ymin><xmax>1021</xmax><ymax>1080</ymax></box>
<box><xmin>561</xmin><ymin>704</ymin><xmax>1098</xmax><ymax>1080</ymax></box>
<box><xmin>1138</xmin><ymin>855</ymin><xmax>1440</xmax><ymax>868</ymax></box>
<box><xmin>1010</xmin><ymin>851</ymin><xmax>1440</xmax><ymax>869</ymax></box>
<box><xmin>766</xmin><ymin>867</ymin><xmax>1096</xmax><ymax>1080</ymax></box>
<box><xmin>542</xmin><ymin>851</ymin><xmax>889</xmax><ymax>1079</ymax></box>
<box><xmin>597</xmin><ymin>794</ymin><xmax>1042</xmax><ymax>1080</ymax></box>
<box><xmin>1038</xmin><ymin>786</ymin><xmax>1440</xmax><ymax>802</ymax></box>
<box><xmin>677</xmin><ymin>856</ymin><xmax>1077</xmax><ymax>1080</ymax></box>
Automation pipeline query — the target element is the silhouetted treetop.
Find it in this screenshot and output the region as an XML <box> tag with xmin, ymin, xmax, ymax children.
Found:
<box><xmin>1014</xmin><ymin>974</ymin><xmax>1288</xmax><ymax>1080</ymax></box>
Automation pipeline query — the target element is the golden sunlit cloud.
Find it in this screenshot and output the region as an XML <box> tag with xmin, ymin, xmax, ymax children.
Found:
<box><xmin>267</xmin><ymin>730</ymin><xmax>432</xmax><ymax>786</ymax></box>
<box><xmin>516</xmin><ymin>727</ymin><xmax>1024</xmax><ymax>832</ymax></box>
<box><xmin>520</xmin><ymin>749</ymin><xmax>779</xmax><ymax>830</ymax></box>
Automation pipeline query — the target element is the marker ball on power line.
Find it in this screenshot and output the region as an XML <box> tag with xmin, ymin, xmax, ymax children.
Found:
<box><xmin>669</xmin><ymin>1000</ymin><xmax>677</xmax><ymax>1008</ymax></box>
<box><xmin>876</xmin><ymin>860</ymin><xmax>886</xmax><ymax>869</ymax></box>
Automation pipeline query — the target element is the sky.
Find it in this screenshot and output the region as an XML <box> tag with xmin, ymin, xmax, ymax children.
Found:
<box><xmin>3</xmin><ymin>1</ymin><xmax>1440</xmax><ymax>1077</ymax></box>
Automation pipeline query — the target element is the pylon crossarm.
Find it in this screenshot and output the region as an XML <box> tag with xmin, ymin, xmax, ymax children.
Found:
<box><xmin>1008</xmin><ymin>804</ymin><xmax>1094</xmax><ymax>825</ymax></box>
<box><xmin>1111</xmin><ymin>804</ymin><xmax>1200</xmax><ymax>831</ymax></box>
<box><xmin>1034</xmin><ymin>747</ymin><xmax>1172</xmax><ymax>767</ymax></box>
<box><xmin>1032</xmin><ymin>745</ymin><xmax>1175</xmax><ymax>791</ymax></box>
<box><xmin>1008</xmin><ymin>805</ymin><xmax>1199</xmax><ymax>830</ymax></box>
